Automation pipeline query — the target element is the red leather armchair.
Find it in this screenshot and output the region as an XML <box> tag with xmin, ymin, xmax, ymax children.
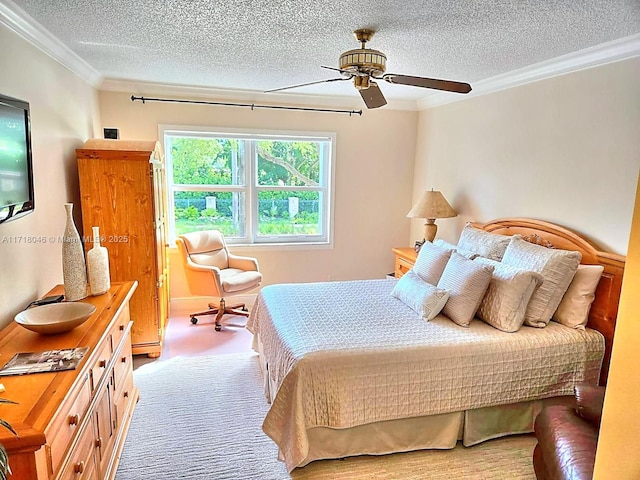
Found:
<box><xmin>533</xmin><ymin>384</ymin><xmax>605</xmax><ymax>480</ymax></box>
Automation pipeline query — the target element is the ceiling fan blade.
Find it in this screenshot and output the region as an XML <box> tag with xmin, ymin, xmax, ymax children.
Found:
<box><xmin>382</xmin><ymin>74</ymin><xmax>472</xmax><ymax>94</ymax></box>
<box><xmin>265</xmin><ymin>77</ymin><xmax>350</xmax><ymax>93</ymax></box>
<box><xmin>321</xmin><ymin>65</ymin><xmax>353</xmax><ymax>74</ymax></box>
<box><xmin>359</xmin><ymin>81</ymin><xmax>387</xmax><ymax>109</ymax></box>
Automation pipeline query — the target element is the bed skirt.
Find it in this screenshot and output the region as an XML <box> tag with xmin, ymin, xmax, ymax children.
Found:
<box><xmin>299</xmin><ymin>399</ymin><xmax>555</xmax><ymax>467</ymax></box>
<box><xmin>253</xmin><ymin>333</ymin><xmax>570</xmax><ymax>469</ymax></box>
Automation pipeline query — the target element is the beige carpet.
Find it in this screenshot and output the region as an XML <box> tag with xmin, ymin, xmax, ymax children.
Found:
<box><xmin>116</xmin><ymin>352</ymin><xmax>536</xmax><ymax>480</ymax></box>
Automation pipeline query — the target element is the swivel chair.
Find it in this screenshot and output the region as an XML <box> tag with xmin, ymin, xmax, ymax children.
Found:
<box><xmin>176</xmin><ymin>230</ymin><xmax>262</xmax><ymax>331</ymax></box>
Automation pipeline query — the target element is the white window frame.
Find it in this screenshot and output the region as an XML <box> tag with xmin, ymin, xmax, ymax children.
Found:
<box><xmin>160</xmin><ymin>125</ymin><xmax>336</xmax><ymax>248</ymax></box>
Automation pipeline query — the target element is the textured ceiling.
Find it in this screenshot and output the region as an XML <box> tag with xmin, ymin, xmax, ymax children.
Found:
<box><xmin>6</xmin><ymin>0</ymin><xmax>640</xmax><ymax>104</ymax></box>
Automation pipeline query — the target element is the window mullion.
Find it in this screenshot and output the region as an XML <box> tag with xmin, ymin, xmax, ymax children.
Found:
<box><xmin>247</xmin><ymin>139</ymin><xmax>257</xmax><ymax>243</ymax></box>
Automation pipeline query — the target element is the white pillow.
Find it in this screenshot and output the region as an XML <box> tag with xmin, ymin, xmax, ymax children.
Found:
<box><xmin>433</xmin><ymin>238</ymin><xmax>457</xmax><ymax>251</ymax></box>
<box><xmin>500</xmin><ymin>237</ymin><xmax>581</xmax><ymax>328</ymax></box>
<box><xmin>456</xmin><ymin>224</ymin><xmax>514</xmax><ymax>261</ymax></box>
<box><xmin>474</xmin><ymin>257</ymin><xmax>544</xmax><ymax>333</ymax></box>
<box><xmin>437</xmin><ymin>252</ymin><xmax>494</xmax><ymax>327</ymax></box>
<box><xmin>552</xmin><ymin>264</ymin><xmax>604</xmax><ymax>330</ymax></box>
<box><xmin>413</xmin><ymin>240</ymin><xmax>454</xmax><ymax>285</ymax></box>
<box><xmin>434</xmin><ymin>238</ymin><xmax>478</xmax><ymax>259</ymax></box>
<box><xmin>391</xmin><ymin>269</ymin><xmax>450</xmax><ymax>321</ymax></box>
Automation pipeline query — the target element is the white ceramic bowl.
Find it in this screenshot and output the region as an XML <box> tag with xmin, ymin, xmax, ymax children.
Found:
<box><xmin>14</xmin><ymin>302</ymin><xmax>97</xmax><ymax>335</ymax></box>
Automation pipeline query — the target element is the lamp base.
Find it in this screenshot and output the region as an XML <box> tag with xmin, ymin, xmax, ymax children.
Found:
<box><xmin>423</xmin><ymin>219</ymin><xmax>437</xmax><ymax>243</ymax></box>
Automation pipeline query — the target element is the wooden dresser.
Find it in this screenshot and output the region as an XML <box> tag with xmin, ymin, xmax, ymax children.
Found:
<box><xmin>0</xmin><ymin>281</ymin><xmax>138</xmax><ymax>480</ymax></box>
<box><xmin>392</xmin><ymin>247</ymin><xmax>418</xmax><ymax>279</ymax></box>
<box><xmin>77</xmin><ymin>139</ymin><xmax>169</xmax><ymax>357</ymax></box>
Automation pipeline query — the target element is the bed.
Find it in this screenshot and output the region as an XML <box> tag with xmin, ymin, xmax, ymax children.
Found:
<box><xmin>246</xmin><ymin>218</ymin><xmax>625</xmax><ymax>472</ymax></box>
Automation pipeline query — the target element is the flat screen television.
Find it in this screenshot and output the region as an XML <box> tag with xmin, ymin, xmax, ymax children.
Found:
<box><xmin>0</xmin><ymin>93</ymin><xmax>34</xmax><ymax>224</ymax></box>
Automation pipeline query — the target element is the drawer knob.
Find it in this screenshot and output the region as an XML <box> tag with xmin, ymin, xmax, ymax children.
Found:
<box><xmin>99</xmin><ymin>359</ymin><xmax>107</xmax><ymax>368</ymax></box>
<box><xmin>74</xmin><ymin>461</ymin><xmax>84</xmax><ymax>474</ymax></box>
<box><xmin>121</xmin><ymin>356</ymin><xmax>127</xmax><ymax>363</ymax></box>
<box><xmin>68</xmin><ymin>414</ymin><xmax>79</xmax><ymax>426</ymax></box>
<box><xmin>119</xmin><ymin>324</ymin><xmax>125</xmax><ymax>331</ymax></box>
<box><xmin>95</xmin><ymin>437</ymin><xmax>102</xmax><ymax>448</ymax></box>
<box><xmin>124</xmin><ymin>391</ymin><xmax>129</xmax><ymax>398</ymax></box>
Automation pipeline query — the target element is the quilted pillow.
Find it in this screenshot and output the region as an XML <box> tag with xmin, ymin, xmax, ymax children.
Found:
<box><xmin>552</xmin><ymin>264</ymin><xmax>604</xmax><ymax>330</ymax></box>
<box><xmin>412</xmin><ymin>240</ymin><xmax>454</xmax><ymax>285</ymax></box>
<box><xmin>474</xmin><ymin>257</ymin><xmax>544</xmax><ymax>332</ymax></box>
<box><xmin>434</xmin><ymin>238</ymin><xmax>478</xmax><ymax>260</ymax></box>
<box><xmin>501</xmin><ymin>236</ymin><xmax>581</xmax><ymax>328</ymax></box>
<box><xmin>391</xmin><ymin>269</ymin><xmax>450</xmax><ymax>321</ymax></box>
<box><xmin>437</xmin><ymin>252</ymin><xmax>494</xmax><ymax>327</ymax></box>
<box><xmin>456</xmin><ymin>224</ymin><xmax>514</xmax><ymax>261</ymax></box>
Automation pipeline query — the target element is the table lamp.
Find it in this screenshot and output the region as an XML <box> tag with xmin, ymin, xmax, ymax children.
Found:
<box><xmin>406</xmin><ymin>189</ymin><xmax>457</xmax><ymax>243</ymax></box>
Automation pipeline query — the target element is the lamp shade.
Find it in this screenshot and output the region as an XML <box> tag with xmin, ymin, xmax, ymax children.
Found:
<box><xmin>406</xmin><ymin>190</ymin><xmax>457</xmax><ymax>219</ymax></box>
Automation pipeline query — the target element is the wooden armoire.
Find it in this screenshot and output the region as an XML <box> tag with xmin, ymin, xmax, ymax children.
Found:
<box><xmin>77</xmin><ymin>139</ymin><xmax>169</xmax><ymax>357</ymax></box>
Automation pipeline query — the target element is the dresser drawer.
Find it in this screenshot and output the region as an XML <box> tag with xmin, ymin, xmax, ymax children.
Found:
<box><xmin>114</xmin><ymin>367</ymin><xmax>135</xmax><ymax>439</ymax></box>
<box><xmin>109</xmin><ymin>304</ymin><xmax>130</xmax><ymax>354</ymax></box>
<box><xmin>114</xmin><ymin>333</ymin><xmax>132</xmax><ymax>390</ymax></box>
<box><xmin>48</xmin><ymin>375</ymin><xmax>91</xmax><ymax>476</ymax></box>
<box><xmin>90</xmin><ymin>336</ymin><xmax>112</xmax><ymax>392</ymax></box>
<box><xmin>57</xmin><ymin>418</ymin><xmax>97</xmax><ymax>480</ymax></box>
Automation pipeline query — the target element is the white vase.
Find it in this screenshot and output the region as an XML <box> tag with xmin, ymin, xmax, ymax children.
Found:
<box><xmin>62</xmin><ymin>203</ymin><xmax>88</xmax><ymax>301</ymax></box>
<box><xmin>87</xmin><ymin>226</ymin><xmax>111</xmax><ymax>296</ymax></box>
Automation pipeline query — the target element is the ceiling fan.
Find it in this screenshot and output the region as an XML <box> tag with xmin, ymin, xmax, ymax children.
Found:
<box><xmin>265</xmin><ymin>29</ymin><xmax>472</xmax><ymax>109</ymax></box>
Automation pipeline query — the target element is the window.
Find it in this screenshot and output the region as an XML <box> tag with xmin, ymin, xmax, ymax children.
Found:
<box><xmin>162</xmin><ymin>126</ymin><xmax>335</xmax><ymax>246</ymax></box>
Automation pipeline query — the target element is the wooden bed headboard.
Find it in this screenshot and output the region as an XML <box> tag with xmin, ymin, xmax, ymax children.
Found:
<box><xmin>471</xmin><ymin>217</ymin><xmax>626</xmax><ymax>386</ymax></box>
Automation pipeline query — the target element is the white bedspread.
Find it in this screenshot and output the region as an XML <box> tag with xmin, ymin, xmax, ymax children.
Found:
<box><xmin>247</xmin><ymin>279</ymin><xmax>604</xmax><ymax>471</ymax></box>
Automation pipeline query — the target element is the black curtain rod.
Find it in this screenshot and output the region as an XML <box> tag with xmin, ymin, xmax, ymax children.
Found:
<box><xmin>130</xmin><ymin>95</ymin><xmax>362</xmax><ymax>116</ymax></box>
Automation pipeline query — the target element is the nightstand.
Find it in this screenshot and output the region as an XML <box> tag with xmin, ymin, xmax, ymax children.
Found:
<box><xmin>392</xmin><ymin>247</ymin><xmax>418</xmax><ymax>279</ymax></box>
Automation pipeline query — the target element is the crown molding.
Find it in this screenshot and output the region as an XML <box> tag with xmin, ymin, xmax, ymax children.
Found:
<box><xmin>0</xmin><ymin>0</ymin><xmax>102</xmax><ymax>86</ymax></box>
<box><xmin>99</xmin><ymin>78</ymin><xmax>420</xmax><ymax>112</ymax></box>
<box><xmin>418</xmin><ymin>33</ymin><xmax>640</xmax><ymax>110</ymax></box>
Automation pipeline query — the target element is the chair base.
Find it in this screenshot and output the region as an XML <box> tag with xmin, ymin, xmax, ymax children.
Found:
<box><xmin>189</xmin><ymin>298</ymin><xmax>249</xmax><ymax>331</ymax></box>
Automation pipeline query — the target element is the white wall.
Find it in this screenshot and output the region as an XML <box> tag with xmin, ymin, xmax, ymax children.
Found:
<box><xmin>97</xmin><ymin>91</ymin><xmax>418</xmax><ymax>298</ymax></box>
<box><xmin>0</xmin><ymin>24</ymin><xmax>99</xmax><ymax>328</ymax></box>
<box><xmin>412</xmin><ymin>58</ymin><xmax>640</xmax><ymax>255</ymax></box>
<box><xmin>413</xmin><ymin>59</ymin><xmax>640</xmax><ymax>478</ymax></box>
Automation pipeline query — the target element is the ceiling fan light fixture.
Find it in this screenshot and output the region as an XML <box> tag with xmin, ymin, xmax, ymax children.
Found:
<box><xmin>339</xmin><ymin>49</ymin><xmax>387</xmax><ymax>76</ymax></box>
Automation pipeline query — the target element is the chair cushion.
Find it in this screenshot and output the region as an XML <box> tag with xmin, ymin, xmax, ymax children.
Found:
<box><xmin>180</xmin><ymin>231</ymin><xmax>228</xmax><ymax>268</ymax></box>
<box><xmin>190</xmin><ymin>251</ymin><xmax>229</xmax><ymax>269</ymax></box>
<box><xmin>220</xmin><ymin>269</ymin><xmax>262</xmax><ymax>293</ymax></box>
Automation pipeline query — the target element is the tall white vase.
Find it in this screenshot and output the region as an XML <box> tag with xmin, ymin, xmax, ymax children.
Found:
<box><xmin>87</xmin><ymin>226</ymin><xmax>111</xmax><ymax>296</ymax></box>
<box><xmin>62</xmin><ymin>203</ymin><xmax>88</xmax><ymax>301</ymax></box>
